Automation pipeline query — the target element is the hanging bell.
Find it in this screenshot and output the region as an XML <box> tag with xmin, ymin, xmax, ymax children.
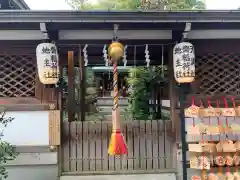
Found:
<box><xmin>108</xmin><ymin>42</ymin><xmax>124</xmax><ymax>62</ymax></box>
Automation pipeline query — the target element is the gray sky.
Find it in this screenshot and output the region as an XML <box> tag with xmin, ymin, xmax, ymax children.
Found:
<box><xmin>25</xmin><ymin>0</ymin><xmax>72</xmax><ymax>10</ymax></box>
<box><xmin>24</xmin><ymin>0</ymin><xmax>240</xmax><ymax>10</ymax></box>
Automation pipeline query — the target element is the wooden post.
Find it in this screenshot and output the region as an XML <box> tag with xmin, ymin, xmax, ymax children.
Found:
<box><xmin>57</xmin><ymin>56</ymin><xmax>63</xmax><ymax>177</ymax></box>
<box><xmin>68</xmin><ymin>51</ymin><xmax>75</xmax><ymax>122</ymax></box>
<box><xmin>48</xmin><ymin>108</ymin><xmax>61</xmax><ymax>146</ymax></box>
<box><xmin>168</xmin><ymin>46</ymin><xmax>178</xmax><ymax>140</ymax></box>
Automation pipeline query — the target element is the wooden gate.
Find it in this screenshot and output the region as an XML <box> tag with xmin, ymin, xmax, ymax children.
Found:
<box><xmin>59</xmin><ymin>48</ymin><xmax>176</xmax><ymax>174</ymax></box>
<box><xmin>61</xmin><ymin>120</ymin><xmax>174</xmax><ymax>174</ymax></box>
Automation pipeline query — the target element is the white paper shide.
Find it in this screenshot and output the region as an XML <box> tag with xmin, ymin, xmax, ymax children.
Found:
<box><xmin>36</xmin><ymin>43</ymin><xmax>59</xmax><ymax>84</ymax></box>
<box><xmin>173</xmin><ymin>42</ymin><xmax>195</xmax><ymax>83</ymax></box>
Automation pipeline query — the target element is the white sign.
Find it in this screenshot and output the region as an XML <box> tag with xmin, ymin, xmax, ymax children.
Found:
<box><xmin>173</xmin><ymin>42</ymin><xmax>195</xmax><ymax>83</ymax></box>
<box><xmin>36</xmin><ymin>43</ymin><xmax>59</xmax><ymax>84</ymax></box>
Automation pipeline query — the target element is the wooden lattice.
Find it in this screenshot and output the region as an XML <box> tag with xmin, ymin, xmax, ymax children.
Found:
<box><xmin>195</xmin><ymin>53</ymin><xmax>240</xmax><ymax>95</ymax></box>
<box><xmin>0</xmin><ymin>55</ymin><xmax>36</xmax><ymax>97</ymax></box>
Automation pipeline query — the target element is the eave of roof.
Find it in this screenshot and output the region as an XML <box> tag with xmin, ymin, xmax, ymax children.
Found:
<box><xmin>1</xmin><ymin>10</ymin><xmax>240</xmax><ymax>23</ymax></box>
<box><xmin>11</xmin><ymin>0</ymin><xmax>30</xmax><ymax>10</ymax></box>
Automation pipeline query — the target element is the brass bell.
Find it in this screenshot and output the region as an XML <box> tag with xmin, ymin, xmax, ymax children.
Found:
<box><xmin>108</xmin><ymin>42</ymin><xmax>124</xmax><ymax>62</ymax></box>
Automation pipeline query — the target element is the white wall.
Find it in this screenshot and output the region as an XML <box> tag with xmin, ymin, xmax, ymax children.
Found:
<box><xmin>2</xmin><ymin>111</ymin><xmax>49</xmax><ymax>146</ymax></box>
<box><xmin>2</xmin><ymin>111</ymin><xmax>58</xmax><ymax>180</ymax></box>
<box><xmin>6</xmin><ymin>166</ymin><xmax>58</xmax><ymax>180</ymax></box>
<box><xmin>2</xmin><ymin>111</ymin><xmax>176</xmax><ymax>180</ymax></box>
<box><xmin>5</xmin><ymin>152</ymin><xmax>58</xmax><ymax>180</ymax></box>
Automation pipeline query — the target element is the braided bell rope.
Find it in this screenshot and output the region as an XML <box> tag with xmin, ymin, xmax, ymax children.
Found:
<box><xmin>113</xmin><ymin>61</ymin><xmax>118</xmax><ymax>110</ymax></box>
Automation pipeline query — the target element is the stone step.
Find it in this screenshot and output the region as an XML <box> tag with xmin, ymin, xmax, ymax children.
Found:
<box><xmin>97</xmin><ymin>97</ymin><xmax>128</xmax><ymax>106</ymax></box>
<box><xmin>98</xmin><ymin>105</ymin><xmax>127</xmax><ymax>112</ymax></box>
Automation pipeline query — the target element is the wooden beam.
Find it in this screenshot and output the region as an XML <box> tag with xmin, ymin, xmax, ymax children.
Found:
<box><xmin>0</xmin><ymin>97</ymin><xmax>40</xmax><ymax>104</ymax></box>
<box><xmin>48</xmin><ymin>110</ymin><xmax>61</xmax><ymax>146</ymax></box>
<box><xmin>59</xmin><ymin>30</ymin><xmax>172</xmax><ymax>40</ymax></box>
<box><xmin>61</xmin><ymin>169</ymin><xmax>176</xmax><ymax>176</ymax></box>
<box><xmin>67</xmin><ymin>51</ymin><xmax>75</xmax><ymax>122</ymax></box>
<box><xmin>0</xmin><ymin>97</ymin><xmax>56</xmax><ymax>111</ymax></box>
<box><xmin>168</xmin><ymin>47</ymin><xmax>178</xmax><ymax>140</ymax></box>
<box><xmin>57</xmin><ymin>54</ymin><xmax>63</xmax><ymax>178</ymax></box>
<box><xmin>0</xmin><ymin>30</ymin><xmax>172</xmax><ymax>40</ymax></box>
<box><xmin>61</xmin><ymin>120</ymin><xmax>173</xmax><ymax>141</ymax></box>
<box><xmin>0</xmin><ymin>104</ymin><xmax>52</xmax><ymax>111</ymax></box>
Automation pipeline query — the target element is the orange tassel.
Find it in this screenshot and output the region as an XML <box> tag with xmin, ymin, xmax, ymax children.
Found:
<box><xmin>108</xmin><ymin>130</ymin><xmax>127</xmax><ymax>155</ymax></box>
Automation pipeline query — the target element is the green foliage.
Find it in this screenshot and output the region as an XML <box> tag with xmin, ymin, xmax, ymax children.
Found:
<box><xmin>62</xmin><ymin>67</ymin><xmax>99</xmax><ymax>121</ymax></box>
<box><xmin>67</xmin><ymin>0</ymin><xmax>206</xmax><ymax>10</ymax></box>
<box><xmin>66</xmin><ymin>0</ymin><xmax>141</xmax><ymax>10</ymax></box>
<box><xmin>66</xmin><ymin>0</ymin><xmax>95</xmax><ymax>10</ymax></box>
<box><xmin>95</xmin><ymin>0</ymin><xmax>142</xmax><ymax>10</ymax></box>
<box><xmin>0</xmin><ymin>111</ymin><xmax>18</xmax><ymax>180</ymax></box>
<box><xmin>127</xmin><ymin>66</ymin><xmax>167</xmax><ymax>120</ymax></box>
<box><xmin>167</xmin><ymin>0</ymin><xmax>206</xmax><ymax>10</ymax></box>
<box><xmin>84</xmin><ymin>67</ymin><xmax>98</xmax><ymax>116</ymax></box>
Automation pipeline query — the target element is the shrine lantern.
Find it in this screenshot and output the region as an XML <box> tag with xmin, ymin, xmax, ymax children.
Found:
<box><xmin>173</xmin><ymin>42</ymin><xmax>195</xmax><ymax>83</ymax></box>
<box><xmin>36</xmin><ymin>43</ymin><xmax>59</xmax><ymax>84</ymax></box>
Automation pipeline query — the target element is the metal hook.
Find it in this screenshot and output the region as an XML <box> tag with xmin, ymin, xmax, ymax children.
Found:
<box><xmin>114</xmin><ymin>24</ymin><xmax>119</xmax><ymax>32</ymax></box>
<box><xmin>113</xmin><ymin>24</ymin><xmax>119</xmax><ymax>41</ymax></box>
<box><xmin>161</xmin><ymin>45</ymin><xmax>164</xmax><ymax>77</ymax></box>
<box><xmin>123</xmin><ymin>45</ymin><xmax>128</xmax><ymax>67</ymax></box>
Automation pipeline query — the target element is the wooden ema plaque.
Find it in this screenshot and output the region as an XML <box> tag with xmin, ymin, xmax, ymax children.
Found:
<box><xmin>191</xmin><ymin>173</ymin><xmax>240</xmax><ymax>180</ymax></box>
<box><xmin>190</xmin><ymin>156</ymin><xmax>211</xmax><ymax>170</ymax></box>
<box><xmin>184</xmin><ymin>104</ymin><xmax>200</xmax><ymax>118</ymax></box>
<box><xmin>199</xmin><ymin>108</ymin><xmax>236</xmax><ymax>117</ymax></box>
<box><xmin>188</xmin><ymin>143</ymin><xmax>217</xmax><ymax>153</ymax></box>
<box><xmin>189</xmin><ymin>141</ymin><xmax>240</xmax><ymax>173</ymax></box>
<box><xmin>186</xmin><ymin>123</ymin><xmax>240</xmax><ymax>135</ymax></box>
<box><xmin>185</xmin><ymin>108</ymin><xmax>237</xmax><ymax>117</ymax></box>
<box><xmin>48</xmin><ymin>110</ymin><xmax>60</xmax><ymax>146</ymax></box>
<box><xmin>185</xmin><ymin>103</ymin><xmax>240</xmax><ymax>180</ymax></box>
<box><xmin>189</xmin><ymin>141</ymin><xmax>239</xmax><ymax>153</ymax></box>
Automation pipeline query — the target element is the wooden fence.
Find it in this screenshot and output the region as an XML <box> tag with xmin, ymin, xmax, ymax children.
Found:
<box><xmin>61</xmin><ymin>120</ymin><xmax>175</xmax><ymax>174</ymax></box>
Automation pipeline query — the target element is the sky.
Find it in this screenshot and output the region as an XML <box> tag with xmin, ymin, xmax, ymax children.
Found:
<box><xmin>24</xmin><ymin>0</ymin><xmax>240</xmax><ymax>10</ymax></box>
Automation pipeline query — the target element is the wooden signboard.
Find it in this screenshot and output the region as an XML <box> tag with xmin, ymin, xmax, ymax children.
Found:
<box><xmin>48</xmin><ymin>110</ymin><xmax>61</xmax><ymax>146</ymax></box>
